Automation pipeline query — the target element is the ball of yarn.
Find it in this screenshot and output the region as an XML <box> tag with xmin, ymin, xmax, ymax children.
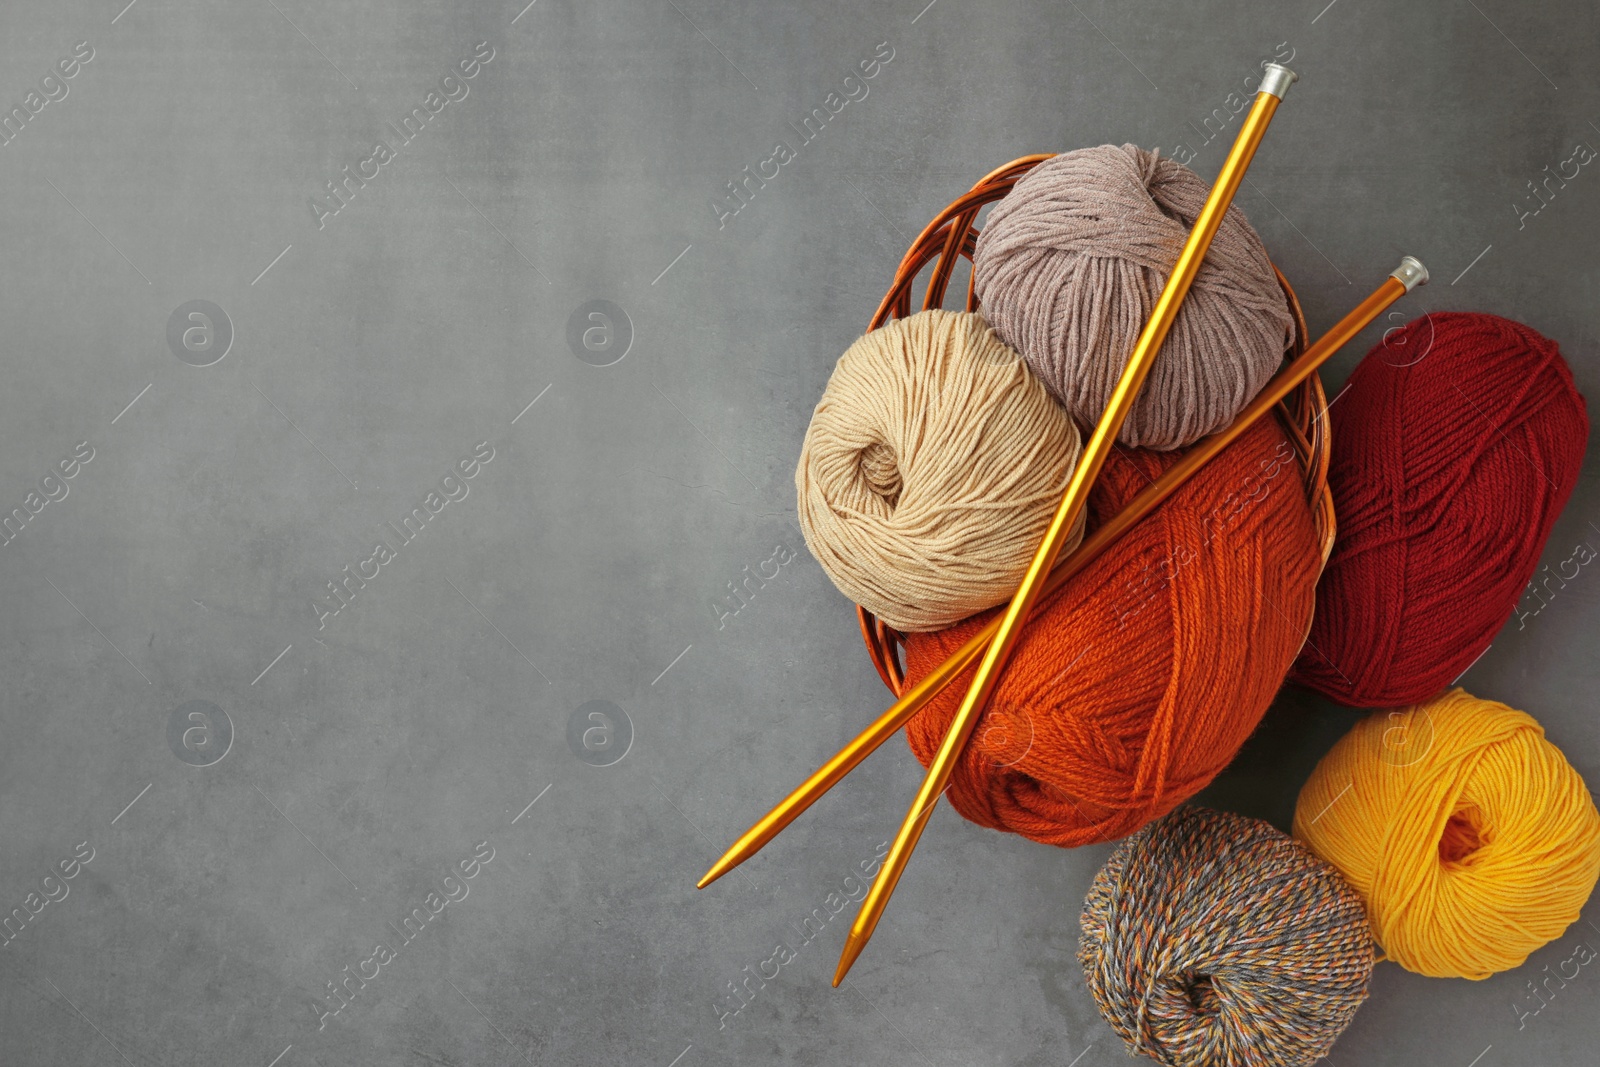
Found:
<box><xmin>1291</xmin><ymin>313</ymin><xmax>1589</xmax><ymax>706</ymax></box>
<box><xmin>796</xmin><ymin>309</ymin><xmax>1086</xmax><ymax>632</ymax></box>
<box><xmin>1080</xmin><ymin>806</ymin><xmax>1374</xmax><ymax>1067</ymax></box>
<box><xmin>901</xmin><ymin>415</ymin><xmax>1321</xmax><ymax>845</ymax></box>
<box><xmin>973</xmin><ymin>144</ymin><xmax>1295</xmax><ymax>450</ymax></box>
<box><xmin>1293</xmin><ymin>688</ymin><xmax>1600</xmax><ymax>979</ymax></box>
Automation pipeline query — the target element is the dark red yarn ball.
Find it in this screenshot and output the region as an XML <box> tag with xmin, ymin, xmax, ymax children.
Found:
<box><xmin>1290</xmin><ymin>312</ymin><xmax>1588</xmax><ymax>707</ymax></box>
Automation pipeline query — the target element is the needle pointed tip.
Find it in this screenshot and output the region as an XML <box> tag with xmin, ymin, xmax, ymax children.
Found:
<box><xmin>833</xmin><ymin>932</ymin><xmax>866</xmax><ymax>987</ymax></box>
<box><xmin>697</xmin><ymin>851</ymin><xmax>738</xmax><ymax>889</ymax></box>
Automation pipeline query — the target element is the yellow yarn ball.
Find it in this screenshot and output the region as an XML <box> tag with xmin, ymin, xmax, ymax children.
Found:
<box><xmin>1293</xmin><ymin>688</ymin><xmax>1600</xmax><ymax>979</ymax></box>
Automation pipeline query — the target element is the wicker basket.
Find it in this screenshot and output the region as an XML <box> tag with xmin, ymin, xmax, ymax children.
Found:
<box><xmin>856</xmin><ymin>154</ymin><xmax>1337</xmax><ymax>698</ymax></box>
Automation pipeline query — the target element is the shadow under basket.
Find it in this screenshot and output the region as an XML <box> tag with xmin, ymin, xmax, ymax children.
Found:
<box><xmin>855</xmin><ymin>153</ymin><xmax>1337</xmax><ymax>698</ymax></box>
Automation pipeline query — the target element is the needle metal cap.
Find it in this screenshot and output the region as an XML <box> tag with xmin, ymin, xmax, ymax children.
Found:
<box><xmin>1258</xmin><ymin>63</ymin><xmax>1298</xmax><ymax>99</ymax></box>
<box><xmin>1390</xmin><ymin>256</ymin><xmax>1430</xmax><ymax>291</ymax></box>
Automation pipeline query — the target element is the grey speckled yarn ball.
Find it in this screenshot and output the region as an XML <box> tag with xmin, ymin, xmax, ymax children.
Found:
<box><xmin>1079</xmin><ymin>806</ymin><xmax>1374</xmax><ymax>1067</ymax></box>
<box><xmin>974</xmin><ymin>145</ymin><xmax>1294</xmax><ymax>450</ymax></box>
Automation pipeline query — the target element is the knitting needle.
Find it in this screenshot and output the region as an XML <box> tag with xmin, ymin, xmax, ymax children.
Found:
<box><xmin>830</xmin><ymin>64</ymin><xmax>1304</xmax><ymax>985</ymax></box>
<box><xmin>696</xmin><ymin>254</ymin><xmax>1426</xmax><ymax>892</ymax></box>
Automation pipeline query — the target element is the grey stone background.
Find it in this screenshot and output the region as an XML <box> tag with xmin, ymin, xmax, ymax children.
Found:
<box><xmin>0</xmin><ymin>1</ymin><xmax>1596</xmax><ymax>1065</ymax></box>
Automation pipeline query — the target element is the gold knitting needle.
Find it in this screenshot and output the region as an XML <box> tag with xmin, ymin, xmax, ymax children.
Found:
<box><xmin>830</xmin><ymin>64</ymin><xmax>1303</xmax><ymax>985</ymax></box>
<box><xmin>696</xmin><ymin>254</ymin><xmax>1426</xmax><ymax>892</ymax></box>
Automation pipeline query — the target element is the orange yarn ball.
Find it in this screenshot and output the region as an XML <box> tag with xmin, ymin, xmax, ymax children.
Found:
<box><xmin>902</xmin><ymin>416</ymin><xmax>1323</xmax><ymax>847</ymax></box>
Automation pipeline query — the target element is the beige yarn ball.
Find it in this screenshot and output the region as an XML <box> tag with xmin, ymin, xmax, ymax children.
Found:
<box><xmin>796</xmin><ymin>310</ymin><xmax>1085</xmax><ymax>632</ymax></box>
<box><xmin>973</xmin><ymin>144</ymin><xmax>1295</xmax><ymax>451</ymax></box>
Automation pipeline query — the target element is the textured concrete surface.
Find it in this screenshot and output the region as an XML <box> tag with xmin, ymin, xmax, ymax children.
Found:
<box><xmin>1</xmin><ymin>1</ymin><xmax>1597</xmax><ymax>1065</ymax></box>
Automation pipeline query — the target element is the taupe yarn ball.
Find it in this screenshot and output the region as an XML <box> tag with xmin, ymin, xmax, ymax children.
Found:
<box><xmin>974</xmin><ymin>144</ymin><xmax>1295</xmax><ymax>450</ymax></box>
<box><xmin>796</xmin><ymin>310</ymin><xmax>1085</xmax><ymax>632</ymax></box>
